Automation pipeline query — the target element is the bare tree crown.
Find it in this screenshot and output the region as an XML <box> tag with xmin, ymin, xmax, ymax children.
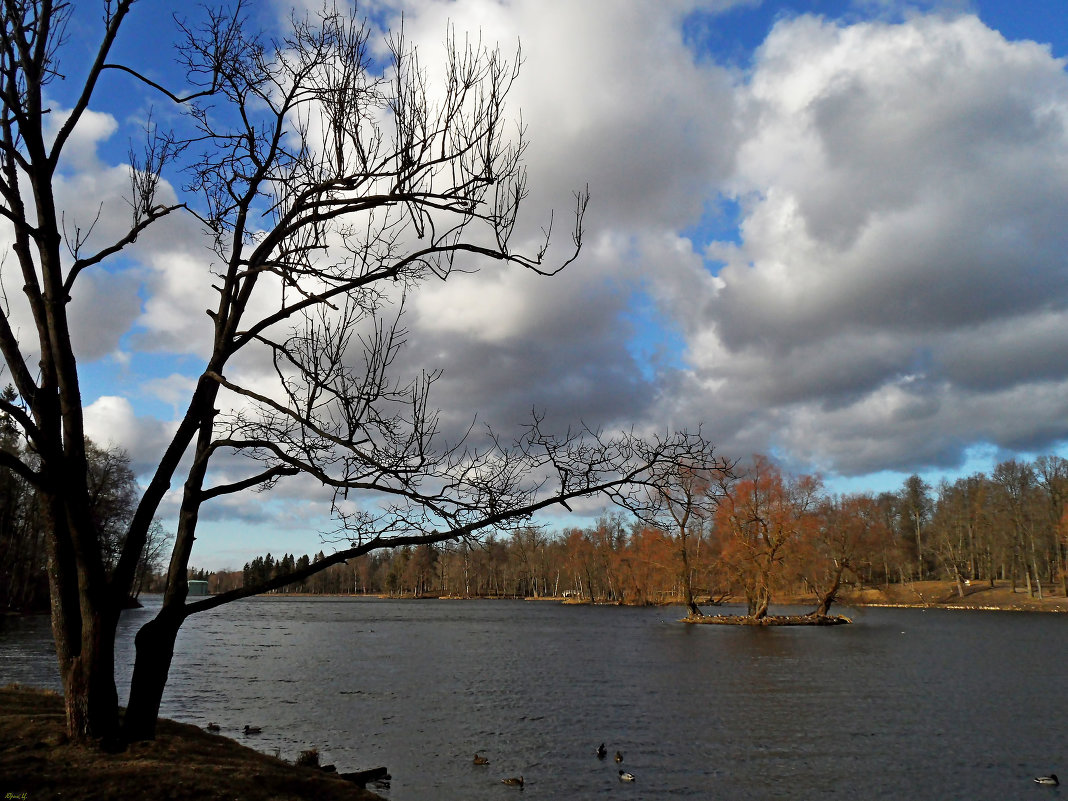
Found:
<box><xmin>0</xmin><ymin>0</ymin><xmax>723</xmax><ymax>740</ymax></box>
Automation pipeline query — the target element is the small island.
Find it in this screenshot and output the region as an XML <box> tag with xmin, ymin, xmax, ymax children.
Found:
<box><xmin>685</xmin><ymin>611</ymin><xmax>851</xmax><ymax>625</ymax></box>
<box><xmin>680</xmin><ymin>579</ymin><xmax>1068</xmax><ymax>625</ymax></box>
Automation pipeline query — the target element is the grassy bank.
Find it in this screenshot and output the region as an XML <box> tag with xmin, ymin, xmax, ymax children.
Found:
<box><xmin>832</xmin><ymin>579</ymin><xmax>1068</xmax><ymax>613</ymax></box>
<box><xmin>0</xmin><ymin>685</ymin><xmax>384</xmax><ymax>801</ymax></box>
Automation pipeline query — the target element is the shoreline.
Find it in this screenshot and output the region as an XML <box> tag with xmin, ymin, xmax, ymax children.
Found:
<box><xmin>828</xmin><ymin>580</ymin><xmax>1068</xmax><ymax>614</ymax></box>
<box><xmin>11</xmin><ymin>581</ymin><xmax>1053</xmax><ymax>618</ymax></box>
<box><xmin>236</xmin><ymin>580</ymin><xmax>1068</xmax><ymax>614</ymax></box>
<box><xmin>0</xmin><ymin>685</ymin><xmax>386</xmax><ymax>801</ymax></box>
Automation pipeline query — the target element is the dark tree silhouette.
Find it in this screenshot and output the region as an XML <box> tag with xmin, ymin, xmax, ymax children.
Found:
<box><xmin>0</xmin><ymin>1</ymin><xmax>722</xmax><ymax>742</ymax></box>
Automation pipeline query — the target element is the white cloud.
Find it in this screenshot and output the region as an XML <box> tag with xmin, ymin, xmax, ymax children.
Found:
<box><xmin>140</xmin><ymin>373</ymin><xmax>200</xmax><ymax>412</ymax></box>
<box><xmin>46</xmin><ymin>2</ymin><xmax>1068</xmax><ymax>564</ymax></box>
<box><xmin>82</xmin><ymin>395</ymin><xmax>177</xmax><ymax>474</ymax></box>
<box><xmin>45</xmin><ymin>107</ymin><xmax>118</xmax><ymax>173</ymax></box>
<box><xmin>248</xmin><ymin>3</ymin><xmax>1068</xmax><ymax>487</ymax></box>
<box><xmin>684</xmin><ymin>12</ymin><xmax>1068</xmax><ymax>477</ymax></box>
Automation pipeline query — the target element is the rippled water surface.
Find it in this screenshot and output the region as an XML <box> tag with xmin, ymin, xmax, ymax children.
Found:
<box><xmin>2</xmin><ymin>597</ymin><xmax>1066</xmax><ymax>800</ymax></box>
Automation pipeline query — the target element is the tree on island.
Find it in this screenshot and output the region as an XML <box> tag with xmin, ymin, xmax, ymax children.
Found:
<box><xmin>648</xmin><ymin>459</ymin><xmax>733</xmax><ymax>618</ymax></box>
<box><xmin>714</xmin><ymin>456</ymin><xmax>821</xmax><ymax>620</ymax></box>
<box><xmin>0</xmin><ymin>0</ymin><xmax>725</xmax><ymax>743</ymax></box>
<box><xmin>796</xmin><ymin>493</ymin><xmax>887</xmax><ymax>617</ymax></box>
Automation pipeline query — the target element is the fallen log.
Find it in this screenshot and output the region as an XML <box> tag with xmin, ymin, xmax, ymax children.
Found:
<box><xmin>339</xmin><ymin>766</ymin><xmax>390</xmax><ymax>786</ymax></box>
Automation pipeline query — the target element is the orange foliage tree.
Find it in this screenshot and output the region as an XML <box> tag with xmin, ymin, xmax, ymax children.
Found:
<box><xmin>617</xmin><ymin>526</ymin><xmax>675</xmax><ymax>606</ymax></box>
<box><xmin>715</xmin><ymin>456</ymin><xmax>821</xmax><ymax>619</ymax></box>
<box><xmin>797</xmin><ymin>493</ymin><xmax>889</xmax><ymax>616</ymax></box>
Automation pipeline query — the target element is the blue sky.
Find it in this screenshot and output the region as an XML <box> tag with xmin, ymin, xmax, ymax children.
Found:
<box><xmin>27</xmin><ymin>0</ymin><xmax>1068</xmax><ymax>568</ymax></box>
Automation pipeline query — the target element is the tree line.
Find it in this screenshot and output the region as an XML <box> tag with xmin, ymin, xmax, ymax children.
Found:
<box><xmin>201</xmin><ymin>453</ymin><xmax>1068</xmax><ymax>615</ymax></box>
<box><xmin>11</xmin><ymin>447</ymin><xmax>1065</xmax><ymax>618</ymax></box>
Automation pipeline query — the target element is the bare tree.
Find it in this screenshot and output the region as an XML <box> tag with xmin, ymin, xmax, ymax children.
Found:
<box><xmin>900</xmin><ymin>474</ymin><xmax>932</xmax><ymax>581</ymax></box>
<box><xmin>645</xmin><ymin>458</ymin><xmax>733</xmax><ymax>617</ymax></box>
<box><xmin>799</xmin><ymin>493</ymin><xmax>886</xmax><ymax>616</ymax></box>
<box><xmin>928</xmin><ymin>475</ymin><xmax>993</xmax><ymax>595</ymax></box>
<box><xmin>990</xmin><ymin>459</ymin><xmax>1041</xmax><ymax>597</ymax></box>
<box><xmin>715</xmin><ymin>456</ymin><xmax>820</xmax><ymax>620</ymax></box>
<box><xmin>1033</xmin><ymin>455</ymin><xmax>1068</xmax><ymax>597</ymax></box>
<box><xmin>0</xmin><ymin>1</ymin><xmax>722</xmax><ymax>743</ymax></box>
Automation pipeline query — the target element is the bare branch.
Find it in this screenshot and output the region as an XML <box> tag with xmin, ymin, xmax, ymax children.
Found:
<box><xmin>199</xmin><ymin>464</ymin><xmax>301</xmax><ymax>501</ymax></box>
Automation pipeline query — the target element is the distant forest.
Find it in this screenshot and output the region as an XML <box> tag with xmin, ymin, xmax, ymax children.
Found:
<box><xmin>0</xmin><ymin>426</ymin><xmax>169</xmax><ymax>613</ymax></box>
<box><xmin>189</xmin><ymin>454</ymin><xmax>1068</xmax><ymax>611</ymax></box>
<box><xmin>5</xmin><ymin>444</ymin><xmax>1066</xmax><ymax>613</ymax></box>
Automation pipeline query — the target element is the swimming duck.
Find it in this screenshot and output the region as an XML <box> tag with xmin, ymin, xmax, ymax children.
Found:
<box><xmin>205</xmin><ymin>722</ymin><xmax>220</xmax><ymax>732</ymax></box>
<box><xmin>618</xmin><ymin>770</ymin><xmax>636</xmax><ymax>782</ymax></box>
<box><xmin>473</xmin><ymin>753</ymin><xmax>489</xmax><ymax>765</ymax></box>
<box><xmin>596</xmin><ymin>743</ymin><xmax>607</xmax><ymax>759</ymax></box>
<box><xmin>501</xmin><ymin>776</ymin><xmax>524</xmax><ymax>788</ymax></box>
<box><xmin>243</xmin><ymin>725</ymin><xmax>262</xmax><ymax>734</ymax></box>
<box><xmin>1034</xmin><ymin>774</ymin><xmax>1059</xmax><ymax>786</ymax></box>
<box><xmin>615</xmin><ymin>751</ymin><xmax>624</xmax><ymax>763</ymax></box>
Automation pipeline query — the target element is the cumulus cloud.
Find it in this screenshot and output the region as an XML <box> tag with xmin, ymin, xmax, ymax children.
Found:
<box><xmin>0</xmin><ymin>107</ymin><xmax>146</xmax><ymax>368</ymax></box>
<box><xmin>332</xmin><ymin>0</ymin><xmax>743</xmax><ymax>440</ymax></box>
<box><xmin>359</xmin><ymin>0</ymin><xmax>741</xmax><ymax>230</ymax></box>
<box><xmin>45</xmin><ymin>0</ymin><xmax>1068</xmax><ymax>565</ymax></box>
<box><xmin>83</xmin><ymin>395</ymin><xmax>176</xmax><ymax>472</ymax></box>
<box><xmin>687</xmin><ymin>12</ymin><xmax>1068</xmax><ymax>476</ymax></box>
<box><xmin>209</xmin><ymin>3</ymin><xmax>1068</xmax><ymax>487</ymax></box>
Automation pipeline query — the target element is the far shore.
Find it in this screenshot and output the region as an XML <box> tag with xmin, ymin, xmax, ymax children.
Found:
<box><xmin>827</xmin><ymin>579</ymin><xmax>1068</xmax><ymax>614</ymax></box>
<box><xmin>238</xmin><ymin>579</ymin><xmax>1068</xmax><ymax>613</ymax></box>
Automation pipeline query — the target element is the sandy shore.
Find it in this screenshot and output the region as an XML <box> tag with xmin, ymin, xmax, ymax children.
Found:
<box><xmin>0</xmin><ymin>685</ymin><xmax>385</xmax><ymax>801</ymax></box>
<box><xmin>831</xmin><ymin>579</ymin><xmax>1068</xmax><ymax>613</ymax></box>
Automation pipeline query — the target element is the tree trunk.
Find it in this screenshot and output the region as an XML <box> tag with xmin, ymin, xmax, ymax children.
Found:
<box><xmin>1062</xmin><ymin>545</ymin><xmax>1068</xmax><ymax>598</ymax></box>
<box><xmin>749</xmin><ymin>579</ymin><xmax>771</xmax><ymax>619</ymax></box>
<box><xmin>54</xmin><ymin>606</ymin><xmax>121</xmax><ymax>745</ymax></box>
<box><xmin>124</xmin><ymin>417</ymin><xmax>209</xmax><ymax>742</ymax></box>
<box><xmin>816</xmin><ymin>563</ymin><xmax>846</xmax><ymax>617</ymax></box>
<box><xmin>679</xmin><ymin>536</ymin><xmax>701</xmax><ymax>617</ymax></box>
<box><xmin>745</xmin><ymin>587</ymin><xmax>758</xmax><ymax>617</ymax></box>
<box><xmin>122</xmin><ymin>609</ymin><xmax>184</xmax><ymax>741</ymax></box>
<box><xmin>1029</xmin><ymin>535</ymin><xmax>1043</xmax><ymax>600</ymax></box>
<box><xmin>47</xmin><ymin>507</ymin><xmax>122</xmax><ymax>743</ymax></box>
<box><xmin>752</xmin><ymin>592</ymin><xmax>769</xmax><ymax>620</ymax></box>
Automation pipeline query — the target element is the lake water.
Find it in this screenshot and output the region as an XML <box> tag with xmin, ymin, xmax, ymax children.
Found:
<box><xmin>1</xmin><ymin>597</ymin><xmax>1066</xmax><ymax>800</ymax></box>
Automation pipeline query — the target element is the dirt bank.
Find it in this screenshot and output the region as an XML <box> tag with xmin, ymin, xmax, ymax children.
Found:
<box><xmin>0</xmin><ymin>685</ymin><xmax>385</xmax><ymax>801</ymax></box>
<box><xmin>833</xmin><ymin>580</ymin><xmax>1068</xmax><ymax>613</ymax></box>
